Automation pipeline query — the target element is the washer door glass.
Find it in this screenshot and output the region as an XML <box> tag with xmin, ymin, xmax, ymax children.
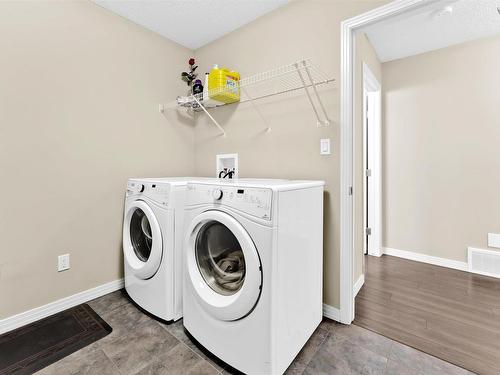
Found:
<box><xmin>123</xmin><ymin>200</ymin><xmax>163</xmax><ymax>280</ymax></box>
<box><xmin>186</xmin><ymin>210</ymin><xmax>262</xmax><ymax>321</ymax></box>
<box><xmin>130</xmin><ymin>208</ymin><xmax>153</xmax><ymax>262</ymax></box>
<box><xmin>196</xmin><ymin>221</ymin><xmax>246</xmax><ymax>296</ymax></box>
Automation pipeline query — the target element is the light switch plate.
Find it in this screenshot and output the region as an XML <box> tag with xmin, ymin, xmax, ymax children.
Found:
<box><xmin>488</xmin><ymin>233</ymin><xmax>500</xmax><ymax>249</ymax></box>
<box><xmin>320</xmin><ymin>138</ymin><xmax>331</xmax><ymax>155</ymax></box>
<box><xmin>58</xmin><ymin>254</ymin><xmax>70</xmax><ymax>272</ymax></box>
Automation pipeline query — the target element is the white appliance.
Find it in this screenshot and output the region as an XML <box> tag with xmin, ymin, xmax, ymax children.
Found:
<box><xmin>183</xmin><ymin>179</ymin><xmax>324</xmax><ymax>374</ymax></box>
<box><xmin>123</xmin><ymin>177</ymin><xmax>198</xmax><ymax>322</ymax></box>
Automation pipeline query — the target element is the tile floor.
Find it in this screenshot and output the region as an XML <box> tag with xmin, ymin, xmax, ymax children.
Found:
<box><xmin>35</xmin><ymin>289</ymin><xmax>473</xmax><ymax>375</ymax></box>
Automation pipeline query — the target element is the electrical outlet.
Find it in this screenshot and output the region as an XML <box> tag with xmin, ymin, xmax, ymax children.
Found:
<box><xmin>58</xmin><ymin>254</ymin><xmax>70</xmax><ymax>272</ymax></box>
<box><xmin>488</xmin><ymin>233</ymin><xmax>500</xmax><ymax>249</ymax></box>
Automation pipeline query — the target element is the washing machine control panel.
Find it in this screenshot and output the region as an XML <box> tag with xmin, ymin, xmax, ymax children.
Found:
<box><xmin>127</xmin><ymin>181</ymin><xmax>170</xmax><ymax>205</ymax></box>
<box><xmin>188</xmin><ymin>184</ymin><xmax>273</xmax><ymax>220</ymax></box>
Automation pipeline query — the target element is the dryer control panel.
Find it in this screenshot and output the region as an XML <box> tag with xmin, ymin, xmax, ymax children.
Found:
<box><xmin>188</xmin><ymin>184</ymin><xmax>273</xmax><ymax>220</ymax></box>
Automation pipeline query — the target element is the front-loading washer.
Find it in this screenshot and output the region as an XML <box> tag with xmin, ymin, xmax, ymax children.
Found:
<box><xmin>123</xmin><ymin>177</ymin><xmax>207</xmax><ymax>322</ymax></box>
<box><xmin>183</xmin><ymin>179</ymin><xmax>324</xmax><ymax>374</ymax></box>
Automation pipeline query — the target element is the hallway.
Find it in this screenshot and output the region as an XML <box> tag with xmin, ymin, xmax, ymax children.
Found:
<box><xmin>354</xmin><ymin>255</ymin><xmax>500</xmax><ymax>374</ymax></box>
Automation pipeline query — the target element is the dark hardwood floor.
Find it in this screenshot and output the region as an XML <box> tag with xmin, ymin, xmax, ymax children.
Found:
<box><xmin>354</xmin><ymin>254</ymin><xmax>500</xmax><ymax>375</ymax></box>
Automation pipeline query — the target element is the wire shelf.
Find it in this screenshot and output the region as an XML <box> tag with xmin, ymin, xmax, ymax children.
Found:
<box><xmin>169</xmin><ymin>59</ymin><xmax>335</xmax><ymax>136</ymax></box>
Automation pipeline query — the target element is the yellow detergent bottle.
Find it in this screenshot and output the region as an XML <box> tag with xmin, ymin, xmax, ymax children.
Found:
<box><xmin>208</xmin><ymin>65</ymin><xmax>241</xmax><ymax>104</ymax></box>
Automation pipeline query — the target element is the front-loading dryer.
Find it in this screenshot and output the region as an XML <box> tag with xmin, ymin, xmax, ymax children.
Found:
<box><xmin>123</xmin><ymin>177</ymin><xmax>204</xmax><ymax>322</ymax></box>
<box><xmin>183</xmin><ymin>179</ymin><xmax>324</xmax><ymax>374</ymax></box>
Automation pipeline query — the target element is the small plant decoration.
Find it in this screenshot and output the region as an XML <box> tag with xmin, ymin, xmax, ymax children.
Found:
<box><xmin>181</xmin><ymin>58</ymin><xmax>198</xmax><ymax>87</ymax></box>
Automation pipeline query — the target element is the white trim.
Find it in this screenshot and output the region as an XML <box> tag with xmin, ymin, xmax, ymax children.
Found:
<box><xmin>340</xmin><ymin>11</ymin><xmax>355</xmax><ymax>325</ymax></box>
<box><xmin>340</xmin><ymin>0</ymin><xmax>429</xmax><ymax>324</ymax></box>
<box><xmin>353</xmin><ymin>274</ymin><xmax>365</xmax><ymax>297</ymax></box>
<box><xmin>362</xmin><ymin>63</ymin><xmax>380</xmax><ymax>91</ymax></box>
<box><xmin>0</xmin><ymin>279</ymin><xmax>124</xmax><ymax>334</ymax></box>
<box><xmin>468</xmin><ymin>247</ymin><xmax>500</xmax><ymax>279</ymax></box>
<box><xmin>382</xmin><ymin>247</ymin><xmax>468</xmax><ymax>271</ymax></box>
<box><xmin>322</xmin><ymin>303</ymin><xmax>340</xmax><ymax>322</ymax></box>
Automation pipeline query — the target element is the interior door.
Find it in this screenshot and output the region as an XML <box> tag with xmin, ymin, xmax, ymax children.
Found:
<box><xmin>366</xmin><ymin>91</ymin><xmax>377</xmax><ymax>256</ymax></box>
<box><xmin>365</xmin><ymin>93</ymin><xmax>370</xmax><ymax>255</ymax></box>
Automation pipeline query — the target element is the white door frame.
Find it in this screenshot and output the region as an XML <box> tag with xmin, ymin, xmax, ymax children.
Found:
<box><xmin>339</xmin><ymin>0</ymin><xmax>428</xmax><ymax>324</ymax></box>
<box><xmin>362</xmin><ymin>63</ymin><xmax>382</xmax><ymax>258</ymax></box>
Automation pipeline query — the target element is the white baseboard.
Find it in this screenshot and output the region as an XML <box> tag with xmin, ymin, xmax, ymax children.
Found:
<box><xmin>368</xmin><ymin>250</ymin><xmax>383</xmax><ymax>258</ymax></box>
<box><xmin>353</xmin><ymin>274</ymin><xmax>365</xmax><ymax>297</ymax></box>
<box><xmin>382</xmin><ymin>247</ymin><xmax>468</xmax><ymax>272</ymax></box>
<box><xmin>0</xmin><ymin>278</ymin><xmax>124</xmax><ymax>334</ymax></box>
<box><xmin>322</xmin><ymin>303</ymin><xmax>340</xmax><ymax>322</ymax></box>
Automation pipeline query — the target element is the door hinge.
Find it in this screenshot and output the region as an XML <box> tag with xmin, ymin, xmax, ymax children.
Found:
<box><xmin>349</xmin><ymin>186</ymin><xmax>353</xmax><ymax>195</ymax></box>
<box><xmin>366</xmin><ymin>227</ymin><xmax>372</xmax><ymax>236</ymax></box>
<box><xmin>366</xmin><ymin>169</ymin><xmax>372</xmax><ymax>177</ymax></box>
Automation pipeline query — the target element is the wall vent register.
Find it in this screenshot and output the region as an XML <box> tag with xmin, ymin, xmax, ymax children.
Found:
<box><xmin>468</xmin><ymin>247</ymin><xmax>500</xmax><ymax>279</ymax></box>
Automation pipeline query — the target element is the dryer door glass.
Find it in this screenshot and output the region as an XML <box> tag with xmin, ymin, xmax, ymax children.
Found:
<box><xmin>195</xmin><ymin>221</ymin><xmax>246</xmax><ymax>296</ymax></box>
<box><xmin>130</xmin><ymin>208</ymin><xmax>153</xmax><ymax>262</ymax></box>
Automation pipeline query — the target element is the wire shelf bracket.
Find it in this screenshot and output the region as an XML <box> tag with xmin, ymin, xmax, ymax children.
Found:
<box><xmin>296</xmin><ymin>60</ymin><xmax>331</xmax><ymax>127</ymax></box>
<box><xmin>191</xmin><ymin>94</ymin><xmax>226</xmax><ymax>137</ymax></box>
<box><xmin>168</xmin><ymin>59</ymin><xmax>334</xmax><ymax>135</ymax></box>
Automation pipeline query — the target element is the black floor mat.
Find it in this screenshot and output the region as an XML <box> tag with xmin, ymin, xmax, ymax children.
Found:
<box><xmin>0</xmin><ymin>304</ymin><xmax>112</xmax><ymax>375</ymax></box>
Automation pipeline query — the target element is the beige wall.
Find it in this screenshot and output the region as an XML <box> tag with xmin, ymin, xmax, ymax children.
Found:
<box><xmin>0</xmin><ymin>1</ymin><xmax>195</xmax><ymax>319</ymax></box>
<box><xmin>382</xmin><ymin>34</ymin><xmax>500</xmax><ymax>262</ymax></box>
<box><xmin>353</xmin><ymin>32</ymin><xmax>382</xmax><ymax>284</ymax></box>
<box><xmin>193</xmin><ymin>0</ymin><xmax>388</xmax><ymax>308</ymax></box>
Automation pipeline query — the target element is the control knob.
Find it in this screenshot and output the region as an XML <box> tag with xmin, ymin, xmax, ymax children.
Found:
<box><xmin>136</xmin><ymin>184</ymin><xmax>145</xmax><ymax>193</ymax></box>
<box><xmin>212</xmin><ymin>189</ymin><xmax>223</xmax><ymax>200</ymax></box>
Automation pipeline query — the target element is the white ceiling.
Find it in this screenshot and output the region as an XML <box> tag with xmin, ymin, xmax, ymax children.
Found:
<box><xmin>363</xmin><ymin>0</ymin><xmax>500</xmax><ymax>62</ymax></box>
<box><xmin>93</xmin><ymin>0</ymin><xmax>288</xmax><ymax>50</ymax></box>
